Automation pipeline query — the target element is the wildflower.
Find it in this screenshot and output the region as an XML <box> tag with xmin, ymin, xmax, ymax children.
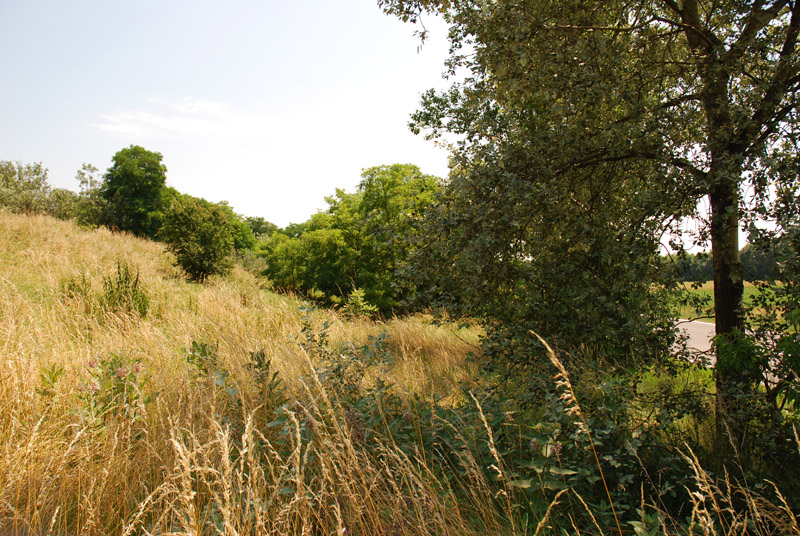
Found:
<box><xmin>89</xmin><ymin>380</ymin><xmax>100</xmax><ymax>394</ymax></box>
<box><xmin>131</xmin><ymin>362</ymin><xmax>143</xmax><ymax>374</ymax></box>
<box><xmin>88</xmin><ymin>358</ymin><xmax>98</xmax><ymax>369</ymax></box>
<box><xmin>116</xmin><ymin>366</ymin><xmax>130</xmax><ymax>379</ymax></box>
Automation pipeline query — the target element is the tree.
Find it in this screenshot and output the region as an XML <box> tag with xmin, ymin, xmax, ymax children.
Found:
<box><xmin>380</xmin><ymin>0</ymin><xmax>799</xmax><ymax>429</ymax></box>
<box><xmin>72</xmin><ymin>163</ymin><xmax>106</xmax><ymax>227</ymax></box>
<box><xmin>47</xmin><ymin>188</ymin><xmax>81</xmax><ymax>220</ymax></box>
<box><xmin>100</xmin><ymin>145</ymin><xmax>171</xmax><ymax>238</ymax></box>
<box><xmin>159</xmin><ymin>195</ymin><xmax>235</xmax><ymax>281</ymax></box>
<box><xmin>245</xmin><ymin>216</ymin><xmax>279</xmax><ymax>238</ymax></box>
<box><xmin>0</xmin><ymin>160</ymin><xmax>50</xmax><ymax>214</ymax></box>
<box><xmin>259</xmin><ymin>164</ymin><xmax>440</xmax><ymax>312</ymax></box>
<box><xmin>740</xmin><ymin>243</ymin><xmax>777</xmax><ymax>280</ymax></box>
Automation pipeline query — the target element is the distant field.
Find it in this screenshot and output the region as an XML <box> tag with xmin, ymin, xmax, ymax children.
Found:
<box><xmin>679</xmin><ymin>281</ymin><xmax>763</xmax><ymax>323</ymax></box>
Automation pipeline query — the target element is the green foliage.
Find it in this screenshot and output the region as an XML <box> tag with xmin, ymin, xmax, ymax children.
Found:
<box><xmin>380</xmin><ymin>0</ymin><xmax>800</xmax><ymax>396</ymax></box>
<box><xmin>667</xmin><ymin>251</ymin><xmax>714</xmax><ymax>283</ymax></box>
<box><xmin>668</xmin><ymin>245</ymin><xmax>778</xmax><ymax>283</ymax></box>
<box><xmin>37</xmin><ymin>364</ymin><xmax>65</xmax><ymax>399</ymax></box>
<box><xmin>259</xmin><ymin>164</ymin><xmax>440</xmax><ymax>312</ymax></box>
<box><xmin>77</xmin><ymin>353</ymin><xmax>153</xmax><ymax>429</ymax></box>
<box><xmin>215</xmin><ymin>200</ymin><xmax>256</xmax><ymax>251</ymax></box>
<box><xmin>99</xmin><ymin>262</ymin><xmax>149</xmax><ymax>317</ymax></box>
<box><xmin>344</xmin><ymin>288</ymin><xmax>379</xmax><ymax>317</ymax></box>
<box><xmin>159</xmin><ymin>194</ymin><xmax>235</xmax><ymax>281</ymax></box>
<box><xmin>246</xmin><ymin>348</ymin><xmax>288</xmax><ymax>414</ymax></box>
<box><xmin>73</xmin><ymin>162</ymin><xmax>107</xmax><ymax>227</ymax></box>
<box><xmin>185</xmin><ymin>340</ymin><xmax>239</xmax><ymax>399</ymax></box>
<box><xmin>0</xmin><ymin>160</ymin><xmax>117</xmax><ymax>224</ymax></box>
<box><xmin>0</xmin><ymin>160</ymin><xmax>51</xmax><ymax>214</ymax></box>
<box><xmin>100</xmin><ymin>145</ymin><xmax>170</xmax><ymax>238</ymax></box>
<box><xmin>45</xmin><ymin>188</ymin><xmax>81</xmax><ymax>220</ymax></box>
<box><xmin>235</xmin><ymin>248</ymin><xmax>269</xmax><ymax>276</ymax></box>
<box><xmin>740</xmin><ymin>244</ymin><xmax>778</xmax><ymax>281</ymax></box>
<box><xmin>245</xmin><ymin>216</ymin><xmax>279</xmax><ymax>238</ymax></box>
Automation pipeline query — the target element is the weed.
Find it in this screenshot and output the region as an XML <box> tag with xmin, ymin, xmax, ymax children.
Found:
<box><xmin>99</xmin><ymin>261</ymin><xmax>149</xmax><ymax>317</ymax></box>
<box><xmin>76</xmin><ymin>352</ymin><xmax>154</xmax><ymax>429</ymax></box>
<box><xmin>36</xmin><ymin>364</ymin><xmax>64</xmax><ymax>399</ymax></box>
<box><xmin>59</xmin><ymin>272</ymin><xmax>92</xmax><ymax>301</ymax></box>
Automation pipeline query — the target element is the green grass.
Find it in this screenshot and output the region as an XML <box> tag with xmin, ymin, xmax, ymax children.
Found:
<box><xmin>679</xmin><ymin>281</ymin><xmax>762</xmax><ymax>323</ymax></box>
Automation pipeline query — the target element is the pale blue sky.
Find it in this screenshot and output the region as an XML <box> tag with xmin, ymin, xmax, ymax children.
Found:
<box><xmin>0</xmin><ymin>1</ymin><xmax>451</xmax><ymax>226</ymax></box>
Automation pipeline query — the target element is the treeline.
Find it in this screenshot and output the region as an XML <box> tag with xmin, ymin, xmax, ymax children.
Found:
<box><xmin>1</xmin><ymin>147</ymin><xmax>255</xmax><ymax>281</ymax></box>
<box><xmin>1</xmin><ymin>152</ymin><xmax>438</xmax><ymax>310</ymax></box>
<box><xmin>254</xmin><ymin>164</ymin><xmax>439</xmax><ymax>314</ymax></box>
<box><xmin>0</xmin><ymin>160</ymin><xmax>90</xmax><ymax>221</ymax></box>
<box><xmin>667</xmin><ymin>245</ymin><xmax>779</xmax><ymax>282</ymax></box>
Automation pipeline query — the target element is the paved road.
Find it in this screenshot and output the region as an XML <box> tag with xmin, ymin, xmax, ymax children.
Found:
<box><xmin>678</xmin><ymin>319</ymin><xmax>715</xmax><ymax>353</ymax></box>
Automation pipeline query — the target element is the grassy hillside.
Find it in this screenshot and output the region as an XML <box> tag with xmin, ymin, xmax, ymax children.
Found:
<box><xmin>3</xmin><ymin>211</ymin><xmax>798</xmax><ymax>535</ymax></box>
<box><xmin>0</xmin><ymin>211</ymin><xmax>495</xmax><ymax>536</ymax></box>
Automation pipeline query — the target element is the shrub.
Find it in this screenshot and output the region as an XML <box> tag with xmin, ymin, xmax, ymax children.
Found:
<box><xmin>77</xmin><ymin>352</ymin><xmax>153</xmax><ymax>429</ymax></box>
<box><xmin>0</xmin><ymin>160</ymin><xmax>50</xmax><ymax>214</ymax></box>
<box><xmin>344</xmin><ymin>287</ymin><xmax>378</xmax><ymax>317</ymax></box>
<box><xmin>46</xmin><ymin>188</ymin><xmax>81</xmax><ymax>220</ymax></box>
<box><xmin>159</xmin><ymin>195</ymin><xmax>234</xmax><ymax>281</ymax></box>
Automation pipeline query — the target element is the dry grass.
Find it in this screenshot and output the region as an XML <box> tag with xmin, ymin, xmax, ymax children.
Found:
<box><xmin>2</xmin><ymin>211</ymin><xmax>797</xmax><ymax>535</ymax></box>
<box><xmin>0</xmin><ymin>211</ymin><xmax>496</xmax><ymax>535</ymax></box>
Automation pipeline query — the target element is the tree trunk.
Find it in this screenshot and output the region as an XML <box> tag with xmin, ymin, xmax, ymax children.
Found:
<box><xmin>710</xmin><ymin>175</ymin><xmax>746</xmax><ymax>452</ymax></box>
<box><xmin>710</xmin><ymin>184</ymin><xmax>744</xmax><ymax>337</ymax></box>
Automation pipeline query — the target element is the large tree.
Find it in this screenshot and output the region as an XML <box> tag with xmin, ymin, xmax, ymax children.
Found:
<box><xmin>101</xmin><ymin>145</ymin><xmax>171</xmax><ymax>238</ymax></box>
<box><xmin>380</xmin><ymin>0</ymin><xmax>799</xmax><ymax>423</ymax></box>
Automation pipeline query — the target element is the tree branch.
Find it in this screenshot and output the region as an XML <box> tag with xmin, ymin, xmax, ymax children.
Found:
<box><xmin>735</xmin><ymin>1</ymin><xmax>800</xmax><ymax>153</ymax></box>
<box><xmin>723</xmin><ymin>0</ymin><xmax>789</xmax><ymax>66</ymax></box>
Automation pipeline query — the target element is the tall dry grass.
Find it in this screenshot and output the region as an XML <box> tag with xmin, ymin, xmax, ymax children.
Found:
<box><xmin>2</xmin><ymin>211</ymin><xmax>797</xmax><ymax>535</ymax></box>
<box><xmin>0</xmin><ymin>211</ymin><xmax>493</xmax><ymax>535</ymax></box>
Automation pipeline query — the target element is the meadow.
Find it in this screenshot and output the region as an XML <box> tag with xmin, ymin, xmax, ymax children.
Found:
<box><xmin>1</xmin><ymin>211</ymin><xmax>798</xmax><ymax>535</ymax></box>
<box><xmin>679</xmin><ymin>282</ymin><xmax>762</xmax><ymax>323</ymax></box>
<box><xmin>0</xmin><ymin>211</ymin><xmax>500</xmax><ymax>535</ymax></box>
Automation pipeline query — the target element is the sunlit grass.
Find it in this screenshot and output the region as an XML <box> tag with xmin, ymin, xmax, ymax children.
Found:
<box><xmin>0</xmin><ymin>211</ymin><xmax>496</xmax><ymax>535</ymax></box>
<box><xmin>679</xmin><ymin>281</ymin><xmax>762</xmax><ymax>323</ymax></box>
<box><xmin>2</xmin><ymin>211</ymin><xmax>797</xmax><ymax>535</ymax></box>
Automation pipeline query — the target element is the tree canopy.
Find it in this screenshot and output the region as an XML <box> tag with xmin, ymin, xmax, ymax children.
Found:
<box><xmin>380</xmin><ymin>0</ymin><xmax>800</xmax><ymax>433</ymax></box>
<box><xmin>100</xmin><ymin>145</ymin><xmax>171</xmax><ymax>238</ymax></box>
<box><xmin>159</xmin><ymin>194</ymin><xmax>236</xmax><ymax>281</ymax></box>
<box><xmin>260</xmin><ymin>164</ymin><xmax>440</xmax><ymax>313</ymax></box>
<box><xmin>0</xmin><ymin>160</ymin><xmax>51</xmax><ymax>214</ymax></box>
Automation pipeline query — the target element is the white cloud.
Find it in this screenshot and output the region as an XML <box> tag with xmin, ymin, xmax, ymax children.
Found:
<box><xmin>89</xmin><ymin>97</ymin><xmax>256</xmax><ymax>140</ymax></box>
<box><xmin>85</xmin><ymin>93</ymin><xmax>450</xmax><ymax>226</ymax></box>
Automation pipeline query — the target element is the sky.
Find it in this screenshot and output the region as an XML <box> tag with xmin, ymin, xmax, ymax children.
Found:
<box><xmin>0</xmin><ymin>0</ymin><xmax>452</xmax><ymax>227</ymax></box>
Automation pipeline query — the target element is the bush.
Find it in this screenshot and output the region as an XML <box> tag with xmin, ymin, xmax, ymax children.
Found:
<box><xmin>46</xmin><ymin>188</ymin><xmax>81</xmax><ymax>220</ymax></box>
<box><xmin>159</xmin><ymin>195</ymin><xmax>234</xmax><ymax>281</ymax></box>
<box><xmin>344</xmin><ymin>288</ymin><xmax>379</xmax><ymax>317</ymax></box>
<box><xmin>0</xmin><ymin>160</ymin><xmax>50</xmax><ymax>214</ymax></box>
